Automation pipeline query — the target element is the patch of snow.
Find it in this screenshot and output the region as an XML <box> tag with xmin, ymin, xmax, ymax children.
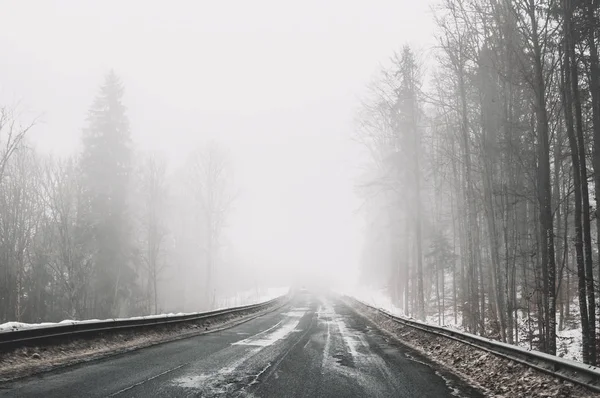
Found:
<box><xmin>232</xmin><ymin>307</ymin><xmax>304</xmax><ymax>347</ymax></box>
<box><xmin>171</xmin><ymin>347</ymin><xmax>261</xmax><ymax>393</ymax></box>
<box><xmin>173</xmin><ymin>374</ymin><xmax>212</xmax><ymax>389</ymax></box>
<box><xmin>0</xmin><ymin>322</ymin><xmax>56</xmax><ymax>333</ymax></box>
<box><xmin>335</xmin><ymin>318</ymin><xmax>360</xmax><ymax>358</ymax></box>
<box><xmin>557</xmin><ymin>327</ymin><xmax>583</xmax><ymax>362</ymax></box>
<box><xmin>281</xmin><ymin>310</ymin><xmax>308</xmax><ymax>317</ymax></box>
<box><xmin>338</xmin><ymin>285</ymin><xmax>405</xmax><ymax>316</ymax></box>
<box><xmin>343</xmin><ymin>284</ymin><xmax>589</xmax><ymax>366</ymax></box>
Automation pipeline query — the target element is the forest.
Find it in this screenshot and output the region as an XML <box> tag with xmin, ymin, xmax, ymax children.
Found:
<box><xmin>0</xmin><ymin>71</ymin><xmax>236</xmax><ymax>323</ymax></box>
<box><xmin>356</xmin><ymin>0</ymin><xmax>600</xmax><ymax>365</ymax></box>
<box><xmin>1</xmin><ymin>0</ymin><xmax>599</xmax><ymax>368</ymax></box>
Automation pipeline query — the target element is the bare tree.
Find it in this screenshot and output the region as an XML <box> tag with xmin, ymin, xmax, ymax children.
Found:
<box><xmin>188</xmin><ymin>142</ymin><xmax>235</xmax><ymax>309</ymax></box>
<box><xmin>0</xmin><ymin>148</ymin><xmax>43</xmax><ymax>322</ymax></box>
<box><xmin>39</xmin><ymin>156</ymin><xmax>94</xmax><ymax>319</ymax></box>
<box><xmin>354</xmin><ymin>0</ymin><xmax>600</xmax><ymax>362</ymax></box>
<box><xmin>0</xmin><ymin>106</ymin><xmax>36</xmax><ymax>181</ymax></box>
<box><xmin>138</xmin><ymin>153</ymin><xmax>169</xmax><ymax>314</ymax></box>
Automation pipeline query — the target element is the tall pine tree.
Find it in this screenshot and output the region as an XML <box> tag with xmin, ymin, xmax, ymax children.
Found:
<box><xmin>81</xmin><ymin>71</ymin><xmax>135</xmax><ymax>318</ymax></box>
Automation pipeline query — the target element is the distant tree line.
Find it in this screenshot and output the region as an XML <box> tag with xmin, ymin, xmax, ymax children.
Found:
<box><xmin>357</xmin><ymin>0</ymin><xmax>600</xmax><ymax>364</ymax></box>
<box><xmin>0</xmin><ymin>71</ymin><xmax>234</xmax><ymax>323</ymax></box>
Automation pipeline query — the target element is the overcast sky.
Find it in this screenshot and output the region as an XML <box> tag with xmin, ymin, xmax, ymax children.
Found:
<box><xmin>0</xmin><ymin>0</ymin><xmax>435</xmax><ymax>288</ymax></box>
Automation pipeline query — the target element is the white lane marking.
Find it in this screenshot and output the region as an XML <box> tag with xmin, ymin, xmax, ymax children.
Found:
<box><xmin>232</xmin><ymin>308</ymin><xmax>305</xmax><ymax>347</ymax></box>
<box><xmin>335</xmin><ymin>318</ymin><xmax>360</xmax><ymax>358</ymax></box>
<box><xmin>321</xmin><ymin>308</ymin><xmax>332</xmax><ymax>369</ymax></box>
<box><xmin>288</xmin><ymin>307</ymin><xmax>310</xmax><ymax>311</ymax></box>
<box><xmin>281</xmin><ymin>310</ymin><xmax>307</xmax><ymax>317</ymax></box>
<box><xmin>251</xmin><ymin>320</ymin><xmax>284</xmax><ymax>336</ymax></box>
<box><xmin>171</xmin><ymin>347</ymin><xmax>261</xmax><ymax>390</ymax></box>
<box><xmin>107</xmin><ymin>363</ymin><xmax>187</xmax><ymax>397</ymax></box>
<box><xmin>172</xmin><ymin>307</ymin><xmax>309</xmax><ymax>392</ymax></box>
<box><xmin>316</xmin><ymin>300</ymin><xmax>390</xmax><ymax>394</ymax></box>
<box><xmin>317</xmin><ymin>301</ymin><xmax>361</xmax><ymax>362</ymax></box>
<box><xmin>108</xmin><ymin>310</ymin><xmax>300</xmax><ymax>395</ymax></box>
<box><xmin>233</xmin><ymin>317</ymin><xmax>301</xmax><ymax>347</ymax></box>
<box><xmin>248</xmin><ymin>362</ymin><xmax>272</xmax><ymax>387</ymax></box>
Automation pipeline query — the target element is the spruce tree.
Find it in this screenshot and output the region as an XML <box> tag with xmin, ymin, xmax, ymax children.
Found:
<box><xmin>80</xmin><ymin>71</ymin><xmax>134</xmax><ymax>318</ymax></box>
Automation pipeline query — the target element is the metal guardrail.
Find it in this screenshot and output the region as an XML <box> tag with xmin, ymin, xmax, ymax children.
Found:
<box><xmin>0</xmin><ymin>295</ymin><xmax>287</xmax><ymax>352</ymax></box>
<box><xmin>348</xmin><ymin>296</ymin><xmax>600</xmax><ymax>393</ymax></box>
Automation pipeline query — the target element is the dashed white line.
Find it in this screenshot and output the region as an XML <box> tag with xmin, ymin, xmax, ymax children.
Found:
<box><xmin>107</xmin><ymin>363</ymin><xmax>187</xmax><ymax>397</ymax></box>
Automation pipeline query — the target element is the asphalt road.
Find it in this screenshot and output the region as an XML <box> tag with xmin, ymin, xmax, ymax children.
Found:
<box><xmin>0</xmin><ymin>293</ymin><xmax>482</xmax><ymax>397</ymax></box>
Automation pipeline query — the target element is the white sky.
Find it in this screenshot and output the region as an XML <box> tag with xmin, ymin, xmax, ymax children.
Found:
<box><xmin>0</xmin><ymin>0</ymin><xmax>435</xmax><ymax>288</ymax></box>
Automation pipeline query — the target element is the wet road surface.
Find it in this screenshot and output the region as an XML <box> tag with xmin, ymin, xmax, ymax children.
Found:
<box><xmin>0</xmin><ymin>293</ymin><xmax>482</xmax><ymax>397</ymax></box>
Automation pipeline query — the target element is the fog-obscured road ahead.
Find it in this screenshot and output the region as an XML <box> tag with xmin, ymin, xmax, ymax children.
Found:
<box><xmin>1</xmin><ymin>293</ymin><xmax>481</xmax><ymax>397</ymax></box>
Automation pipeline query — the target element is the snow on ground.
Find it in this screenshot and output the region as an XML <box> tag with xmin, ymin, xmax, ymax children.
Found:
<box><xmin>0</xmin><ymin>322</ymin><xmax>58</xmax><ymax>333</ymax></box>
<box><xmin>0</xmin><ymin>313</ymin><xmax>197</xmax><ymax>333</ymax></box>
<box><xmin>352</xmin><ymin>301</ymin><xmax>592</xmax><ymax>398</ymax></box>
<box><xmin>233</xmin><ymin>307</ymin><xmax>305</xmax><ymax>347</ymax></box>
<box><xmin>557</xmin><ymin>327</ymin><xmax>583</xmax><ymax>362</ymax></box>
<box><xmin>343</xmin><ymin>284</ymin><xmax>585</xmax><ymax>364</ymax></box>
<box><xmin>0</xmin><ymin>286</ymin><xmax>289</xmax><ymax>334</ymax></box>
<box><xmin>340</xmin><ymin>285</ymin><xmax>404</xmax><ymax>315</ymax></box>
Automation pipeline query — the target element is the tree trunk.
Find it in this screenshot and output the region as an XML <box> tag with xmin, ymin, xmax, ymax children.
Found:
<box><xmin>528</xmin><ymin>0</ymin><xmax>556</xmax><ymax>355</ymax></box>
<box><xmin>588</xmin><ymin>0</ymin><xmax>600</xmax><ymax>299</ymax></box>
<box><xmin>562</xmin><ymin>29</ymin><xmax>591</xmax><ymax>363</ymax></box>
<box><xmin>566</xmin><ymin>0</ymin><xmax>596</xmax><ymax>363</ymax></box>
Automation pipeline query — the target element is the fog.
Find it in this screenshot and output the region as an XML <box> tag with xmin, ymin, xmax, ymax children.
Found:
<box><xmin>2</xmin><ymin>0</ymin><xmax>599</xmax><ymax>381</ymax></box>
<box><xmin>0</xmin><ymin>0</ymin><xmax>434</xmax><ymax>317</ymax></box>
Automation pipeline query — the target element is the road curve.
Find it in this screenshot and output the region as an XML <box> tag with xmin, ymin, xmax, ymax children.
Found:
<box><xmin>0</xmin><ymin>293</ymin><xmax>482</xmax><ymax>397</ymax></box>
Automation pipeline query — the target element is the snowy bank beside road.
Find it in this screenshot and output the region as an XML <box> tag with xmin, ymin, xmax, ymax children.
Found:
<box><xmin>0</xmin><ymin>316</ymin><xmax>183</xmax><ymax>334</ymax></box>
<box><xmin>345</xmin><ymin>296</ymin><xmax>594</xmax><ymax>398</ymax></box>
<box><xmin>0</xmin><ymin>286</ymin><xmax>289</xmax><ymax>334</ymax></box>
<box><xmin>0</xmin><ymin>289</ymin><xmax>288</xmax><ymax>382</ymax></box>
<box><xmin>344</xmin><ymin>286</ymin><xmax>585</xmax><ymax>363</ymax></box>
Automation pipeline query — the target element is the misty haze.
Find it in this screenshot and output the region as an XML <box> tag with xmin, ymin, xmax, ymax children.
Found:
<box><xmin>0</xmin><ymin>0</ymin><xmax>599</xmax><ymax>397</ymax></box>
